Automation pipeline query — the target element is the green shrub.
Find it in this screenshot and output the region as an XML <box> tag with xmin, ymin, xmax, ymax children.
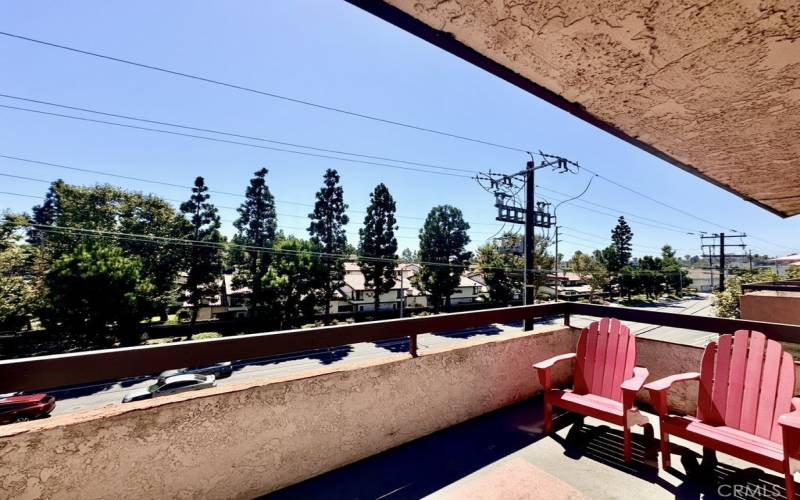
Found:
<box><xmin>192</xmin><ymin>331</ymin><xmax>222</xmax><ymax>340</ymax></box>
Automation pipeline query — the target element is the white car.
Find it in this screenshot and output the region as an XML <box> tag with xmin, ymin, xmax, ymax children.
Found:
<box><xmin>122</xmin><ymin>374</ymin><xmax>216</xmax><ymax>403</ymax></box>
<box><xmin>157</xmin><ymin>362</ymin><xmax>233</xmax><ymax>384</ymax></box>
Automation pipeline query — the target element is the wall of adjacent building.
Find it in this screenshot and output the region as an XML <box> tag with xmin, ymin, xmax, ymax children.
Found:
<box><xmin>741</xmin><ymin>291</ymin><xmax>800</xmax><ymax>326</ymax></box>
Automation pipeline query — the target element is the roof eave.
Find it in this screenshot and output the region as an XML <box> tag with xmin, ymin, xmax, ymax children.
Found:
<box><xmin>346</xmin><ymin>0</ymin><xmax>791</xmax><ymax>218</ymax></box>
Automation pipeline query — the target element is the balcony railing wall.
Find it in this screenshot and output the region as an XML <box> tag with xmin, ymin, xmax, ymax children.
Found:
<box><xmin>5</xmin><ymin>301</ymin><xmax>800</xmax><ymax>393</ymax></box>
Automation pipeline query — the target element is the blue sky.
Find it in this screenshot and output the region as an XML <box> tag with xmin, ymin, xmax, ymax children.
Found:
<box><xmin>1</xmin><ymin>1</ymin><xmax>798</xmax><ymax>259</ymax></box>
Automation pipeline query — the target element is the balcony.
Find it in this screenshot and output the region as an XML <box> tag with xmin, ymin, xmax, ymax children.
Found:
<box><xmin>2</xmin><ymin>302</ymin><xmax>800</xmax><ymax>499</ymax></box>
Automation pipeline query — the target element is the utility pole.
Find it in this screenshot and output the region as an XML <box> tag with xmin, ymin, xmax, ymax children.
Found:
<box><xmin>524</xmin><ymin>161</ymin><xmax>535</xmax><ymax>331</ymax></box>
<box><xmin>553</xmin><ymin>225</ymin><xmax>560</xmax><ymax>302</ymax></box>
<box><xmin>719</xmin><ymin>233</ymin><xmax>725</xmax><ymax>292</ymax></box>
<box><xmin>399</xmin><ymin>268</ymin><xmax>405</xmax><ymax>318</ymax></box>
<box><xmin>474</xmin><ymin>152</ymin><xmax>578</xmax><ymax>331</ymax></box>
<box><xmin>700</xmin><ymin>233</ymin><xmax>748</xmax><ymax>292</ymax></box>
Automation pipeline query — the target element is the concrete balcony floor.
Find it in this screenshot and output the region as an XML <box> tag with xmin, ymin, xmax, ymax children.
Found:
<box><xmin>265</xmin><ymin>396</ymin><xmax>790</xmax><ymax>500</ymax></box>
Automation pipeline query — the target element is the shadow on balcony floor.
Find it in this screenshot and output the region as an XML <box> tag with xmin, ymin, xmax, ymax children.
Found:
<box><xmin>263</xmin><ymin>398</ymin><xmax>555</xmax><ymax>500</ymax></box>
<box><xmin>263</xmin><ymin>397</ymin><xmax>792</xmax><ymax>500</ymax></box>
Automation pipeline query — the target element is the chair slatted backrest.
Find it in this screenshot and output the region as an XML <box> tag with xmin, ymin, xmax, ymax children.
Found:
<box><xmin>574</xmin><ymin>318</ymin><xmax>636</xmax><ymax>402</ymax></box>
<box><xmin>697</xmin><ymin>330</ymin><xmax>795</xmax><ymax>443</ymax></box>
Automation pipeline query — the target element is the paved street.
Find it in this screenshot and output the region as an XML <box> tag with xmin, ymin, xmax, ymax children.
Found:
<box><xmin>39</xmin><ymin>294</ymin><xmax>714</xmax><ymax>418</ymax></box>
<box><xmin>567</xmin><ymin>293</ymin><xmax>716</xmax><ymax>346</ymax></box>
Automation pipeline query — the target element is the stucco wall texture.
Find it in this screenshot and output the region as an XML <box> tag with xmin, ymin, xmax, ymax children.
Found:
<box><xmin>741</xmin><ymin>291</ymin><xmax>800</xmax><ymax>325</ymax></box>
<box><xmin>382</xmin><ymin>0</ymin><xmax>800</xmax><ymax>216</ymax></box>
<box><xmin>0</xmin><ymin>326</ymin><xmax>575</xmax><ymax>500</ymax></box>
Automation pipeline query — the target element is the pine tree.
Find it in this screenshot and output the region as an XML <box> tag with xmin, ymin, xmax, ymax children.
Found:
<box><xmin>28</xmin><ymin>180</ymin><xmax>64</xmax><ymax>246</ymax></box>
<box><xmin>358</xmin><ymin>183</ymin><xmax>398</xmax><ymax>313</ymax></box>
<box><xmin>180</xmin><ymin>176</ymin><xmax>224</xmax><ymax>326</ymax></box>
<box><xmin>308</xmin><ymin>169</ymin><xmax>349</xmax><ymax>322</ymax></box>
<box><xmin>416</xmin><ymin>205</ymin><xmax>471</xmax><ymax>312</ymax></box>
<box><xmin>234</xmin><ymin>168</ymin><xmax>277</xmax><ymax>317</ymax></box>
<box><xmin>611</xmin><ymin>216</ymin><xmax>633</xmax><ymax>269</ymax></box>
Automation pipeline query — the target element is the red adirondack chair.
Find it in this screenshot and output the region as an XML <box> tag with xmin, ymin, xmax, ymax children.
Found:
<box><xmin>533</xmin><ymin>318</ymin><xmax>650</xmax><ymax>462</ymax></box>
<box><xmin>645</xmin><ymin>330</ymin><xmax>800</xmax><ymax>497</ymax></box>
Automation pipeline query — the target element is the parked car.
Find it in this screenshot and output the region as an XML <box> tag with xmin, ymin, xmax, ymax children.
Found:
<box><xmin>157</xmin><ymin>362</ymin><xmax>233</xmax><ymax>384</ymax></box>
<box><xmin>122</xmin><ymin>374</ymin><xmax>216</xmax><ymax>403</ymax></box>
<box><xmin>0</xmin><ymin>394</ymin><xmax>56</xmax><ymax>424</ymax></box>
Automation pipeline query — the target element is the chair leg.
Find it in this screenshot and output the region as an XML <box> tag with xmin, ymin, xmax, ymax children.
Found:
<box><xmin>787</xmin><ymin>469</ymin><xmax>796</xmax><ymax>500</ymax></box>
<box><xmin>623</xmin><ymin>425</ymin><xmax>632</xmax><ymax>463</ymax></box>
<box><xmin>702</xmin><ymin>447</ymin><xmax>717</xmax><ymax>469</ymax></box>
<box><xmin>660</xmin><ymin>431</ymin><xmax>671</xmax><ymax>470</ymax></box>
<box><xmin>543</xmin><ymin>401</ymin><xmax>553</xmax><ymax>434</ymax></box>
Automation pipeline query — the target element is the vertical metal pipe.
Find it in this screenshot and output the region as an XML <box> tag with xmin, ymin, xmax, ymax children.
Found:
<box><xmin>719</xmin><ymin>233</ymin><xmax>726</xmax><ymax>292</ymax></box>
<box><xmin>524</xmin><ymin>161</ymin><xmax>535</xmax><ymax>331</ymax></box>
<box><xmin>409</xmin><ymin>333</ymin><xmax>418</xmax><ymax>357</ymax></box>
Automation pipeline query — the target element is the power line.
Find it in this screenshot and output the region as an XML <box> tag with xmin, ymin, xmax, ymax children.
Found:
<box><xmin>0</xmin><ymin>191</ymin><xmax>40</xmax><ymax>200</ymax></box>
<box><xmin>543</xmin><ymin>191</ymin><xmax>698</xmax><ymax>235</ymax></box>
<box><xmin>577</xmin><ymin>165</ymin><xmax>739</xmax><ymax>233</ymax></box>
<box><xmin>538</xmin><ymin>184</ymin><xmax>700</xmax><ymax>234</ymax></box>
<box><xmin>559</xmin><ymin>232</ymin><xmax>693</xmax><ymax>255</ymax></box>
<box><xmin>0</xmin><ymin>182</ymin><xmax>496</xmax><ymax>238</ymax></box>
<box><xmin>0</xmin><ymin>154</ymin><xmax>499</xmax><ymax>226</ymax></box>
<box><xmin>0</xmin><ymin>104</ymin><xmax>472</xmax><ymax>179</ymax></box>
<box><xmin>17</xmin><ymin>221</ymin><xmax>551</xmax><ymax>274</ymax></box>
<box><xmin>0</xmin><ymin>31</ymin><xmax>527</xmax><ymax>154</ymax></box>
<box><xmin>0</xmin><ymin>31</ymin><xmax>785</xmax><ymax>245</ymax></box>
<box><xmin>0</xmin><ymin>93</ymin><xmax>474</xmax><ymax>175</ymax></box>
<box><xmin>4</xmin><ymin>167</ymin><xmax>791</xmax><ymax>253</ymax></box>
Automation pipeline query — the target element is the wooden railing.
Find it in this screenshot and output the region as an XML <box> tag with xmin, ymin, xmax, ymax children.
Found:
<box><xmin>4</xmin><ymin>301</ymin><xmax>800</xmax><ymax>393</ymax></box>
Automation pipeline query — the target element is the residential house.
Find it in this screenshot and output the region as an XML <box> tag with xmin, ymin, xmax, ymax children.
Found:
<box><xmin>332</xmin><ymin>262</ymin><xmax>425</xmax><ymax>313</ymax></box>
<box><xmin>332</xmin><ymin>262</ymin><xmax>484</xmax><ymax>314</ymax></box>
<box><xmin>540</xmin><ymin>271</ymin><xmax>593</xmax><ymax>300</ymax></box>
<box><xmin>687</xmin><ymin>269</ymin><xmax>714</xmax><ymax>292</ymax></box>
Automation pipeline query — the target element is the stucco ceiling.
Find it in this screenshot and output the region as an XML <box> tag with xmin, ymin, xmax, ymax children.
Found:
<box><xmin>349</xmin><ymin>0</ymin><xmax>800</xmax><ymax>217</ymax></box>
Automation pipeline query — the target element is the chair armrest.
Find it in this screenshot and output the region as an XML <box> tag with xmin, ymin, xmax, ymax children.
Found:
<box><xmin>621</xmin><ymin>367</ymin><xmax>649</xmax><ymax>393</ymax></box>
<box><xmin>533</xmin><ymin>353</ymin><xmax>576</xmax><ymax>371</ymax></box>
<box><xmin>779</xmin><ymin>400</ymin><xmax>800</xmax><ymax>459</ymax></box>
<box><xmin>643</xmin><ymin>372</ymin><xmax>700</xmax><ymax>416</ymax></box>
<box><xmin>779</xmin><ymin>398</ymin><xmax>800</xmax><ymax>430</ymax></box>
<box><xmin>533</xmin><ymin>353</ymin><xmax>576</xmax><ymax>391</ymax></box>
<box><xmin>643</xmin><ymin>372</ymin><xmax>700</xmax><ymax>392</ymax></box>
<box><xmin>621</xmin><ymin>367</ymin><xmax>649</xmax><ymax>410</ymax></box>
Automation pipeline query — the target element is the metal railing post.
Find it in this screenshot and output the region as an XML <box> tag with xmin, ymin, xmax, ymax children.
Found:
<box><xmin>409</xmin><ymin>334</ymin><xmax>418</xmax><ymax>357</ymax></box>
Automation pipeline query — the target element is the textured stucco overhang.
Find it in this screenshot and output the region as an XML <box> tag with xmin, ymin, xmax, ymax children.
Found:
<box><xmin>348</xmin><ymin>1</ymin><xmax>800</xmax><ymax>217</ymax></box>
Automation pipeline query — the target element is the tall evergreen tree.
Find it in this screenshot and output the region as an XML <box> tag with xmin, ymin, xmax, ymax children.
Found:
<box><xmin>611</xmin><ymin>216</ymin><xmax>633</xmax><ymax>269</ymax></box>
<box><xmin>28</xmin><ymin>180</ymin><xmax>64</xmax><ymax>246</ymax></box>
<box><xmin>180</xmin><ymin>176</ymin><xmax>224</xmax><ymax>326</ymax></box>
<box><xmin>234</xmin><ymin>168</ymin><xmax>277</xmax><ymax>317</ymax></box>
<box><xmin>416</xmin><ymin>205</ymin><xmax>471</xmax><ymax>312</ymax></box>
<box><xmin>308</xmin><ymin>169</ymin><xmax>349</xmax><ymax>322</ymax></box>
<box><xmin>358</xmin><ymin>183</ymin><xmax>398</xmax><ymax>313</ymax></box>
